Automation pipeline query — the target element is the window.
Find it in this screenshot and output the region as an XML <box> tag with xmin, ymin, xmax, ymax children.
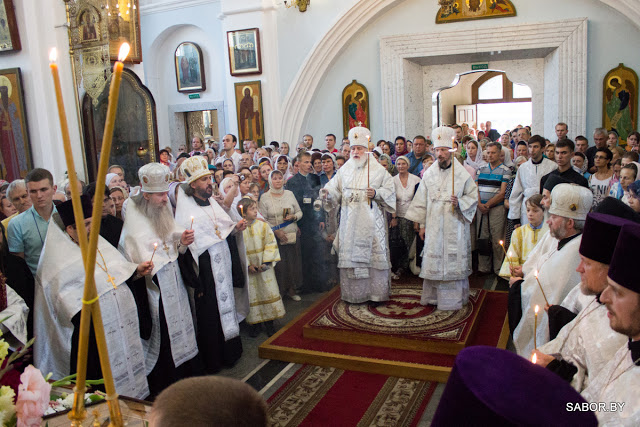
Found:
<box><xmin>472</xmin><ymin>72</ymin><xmax>531</xmax><ymax>104</ymax></box>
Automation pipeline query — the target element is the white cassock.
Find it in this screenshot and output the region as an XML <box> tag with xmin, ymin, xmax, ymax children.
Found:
<box><xmin>34</xmin><ymin>219</ymin><xmax>150</xmax><ymax>399</ymax></box>
<box><xmin>513</xmin><ymin>235</ymin><xmax>582</xmax><ymax>357</ymax></box>
<box><xmin>0</xmin><ymin>285</ymin><xmax>29</xmax><ymax>349</ymax></box>
<box><xmin>119</xmin><ymin>197</ymin><xmax>199</xmax><ymax>369</ymax></box>
<box><xmin>323</xmin><ymin>156</ymin><xmax>396</xmax><ymax>303</ymax></box>
<box><xmin>174</xmin><ymin>186</ymin><xmax>240</xmax><ymax>340</ymax></box>
<box><xmin>405</xmin><ymin>159</ymin><xmax>478</xmax><ymax>310</ymax></box>
<box><xmin>539</xmin><ymin>294</ymin><xmax>626</xmax><ymax>392</ymax></box>
<box><xmin>508</xmin><ymin>158</ymin><xmax>557</xmax><ymax>224</ymax></box>
<box><xmin>582</xmin><ymin>344</ymin><xmax>640</xmax><ymax>425</ymax></box>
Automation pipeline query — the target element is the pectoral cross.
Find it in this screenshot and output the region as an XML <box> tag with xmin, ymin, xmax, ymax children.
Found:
<box><xmin>163</xmin><ymin>242</ymin><xmax>170</xmax><ymax>253</ymax></box>
<box><xmin>107</xmin><ymin>274</ymin><xmax>117</xmax><ymax>290</ymax></box>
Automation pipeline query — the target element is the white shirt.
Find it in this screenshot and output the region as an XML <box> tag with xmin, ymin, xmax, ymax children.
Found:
<box><xmin>393</xmin><ymin>173</ymin><xmax>421</xmax><ymax>218</ymax></box>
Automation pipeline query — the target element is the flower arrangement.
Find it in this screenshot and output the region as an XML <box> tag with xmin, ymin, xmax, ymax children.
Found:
<box><xmin>0</xmin><ymin>322</ymin><xmax>104</xmax><ymax>426</ymax></box>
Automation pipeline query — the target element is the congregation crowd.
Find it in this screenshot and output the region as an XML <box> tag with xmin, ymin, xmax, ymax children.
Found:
<box><xmin>1</xmin><ymin>119</ymin><xmax>640</xmax><ymax>424</ymax></box>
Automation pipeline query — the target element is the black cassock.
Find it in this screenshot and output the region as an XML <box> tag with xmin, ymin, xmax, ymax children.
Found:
<box><xmin>179</xmin><ymin>239</ymin><xmax>243</xmax><ymax>375</ymax></box>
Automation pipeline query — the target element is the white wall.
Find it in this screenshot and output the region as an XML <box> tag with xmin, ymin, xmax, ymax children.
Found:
<box><xmin>298</xmin><ymin>0</ymin><xmax>640</xmax><ymax>144</ymax></box>
<box><xmin>438</xmin><ymin>73</ymin><xmax>483</xmax><ymax>125</ymax></box>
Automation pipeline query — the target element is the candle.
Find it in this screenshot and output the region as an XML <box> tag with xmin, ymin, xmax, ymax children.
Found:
<box><xmin>534</xmin><ymin>270</ymin><xmax>550</xmax><ymax>306</ymax></box>
<box><xmin>72</xmin><ymin>42</ymin><xmax>130</xmax><ymax>427</ymax></box>
<box><xmin>367</xmin><ymin>152</ymin><xmax>372</xmax><ymax>208</ymax></box>
<box><xmin>449</xmin><ymin>147</ymin><xmax>456</xmax><ymax>213</ymax></box>
<box><xmin>534</xmin><ymin>305</ymin><xmax>539</xmax><ymax>349</ymax></box>
<box><xmin>49</xmin><ymin>48</ymin><xmax>88</xmax><ymax>257</ymax></box>
<box><xmin>532</xmin><ymin>353</ymin><xmax>537</xmax><ymax>364</ymax></box>
<box><xmin>507</xmin><ymin>250</ymin><xmax>516</xmax><ymax>272</ymax></box>
<box><xmin>239</xmin><ymin>205</ymin><xmax>244</xmax><ymax>218</ymax></box>
<box><xmin>498</xmin><ymin>240</ymin><xmax>514</xmax><ymax>270</ymax></box>
<box><xmin>150</xmin><ymin>242</ymin><xmax>158</xmax><ymax>263</ymax></box>
<box><xmin>190</xmin><ymin>216</ymin><xmax>194</xmax><ymax>230</ymax></box>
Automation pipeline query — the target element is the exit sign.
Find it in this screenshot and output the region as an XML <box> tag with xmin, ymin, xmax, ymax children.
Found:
<box><xmin>471</xmin><ymin>63</ymin><xmax>489</xmax><ymax>71</ymax></box>
<box><xmin>188</xmin><ymin>93</ymin><xmax>201</xmax><ymax>99</ymax></box>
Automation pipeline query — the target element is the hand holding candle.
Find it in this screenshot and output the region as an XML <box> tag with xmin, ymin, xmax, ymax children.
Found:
<box><xmin>150</xmin><ymin>242</ymin><xmax>158</xmax><ymax>263</ymax></box>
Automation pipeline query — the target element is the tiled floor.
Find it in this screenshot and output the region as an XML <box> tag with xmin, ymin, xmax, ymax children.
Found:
<box><xmin>219</xmin><ymin>272</ymin><xmax>510</xmax><ymax>426</ymax></box>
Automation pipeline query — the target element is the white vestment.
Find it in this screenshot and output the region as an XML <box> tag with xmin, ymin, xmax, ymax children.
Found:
<box><xmin>557</xmin><ymin>283</ymin><xmax>595</xmax><ymax>315</ymax></box>
<box><xmin>405</xmin><ymin>159</ymin><xmax>478</xmax><ymax>310</ymax></box>
<box><xmin>582</xmin><ymin>344</ymin><xmax>640</xmax><ymax>426</ymax></box>
<box><xmin>514</xmin><ymin>235</ymin><xmax>582</xmax><ymax>356</ymax></box>
<box><xmin>220</xmin><ymin>204</ymin><xmax>250</xmax><ymax>323</ymax></box>
<box><xmin>0</xmin><ymin>285</ymin><xmax>28</xmax><ymax>349</ymax></box>
<box><xmin>174</xmin><ymin>186</ymin><xmax>240</xmax><ymax>340</ymax></box>
<box><xmin>323</xmin><ymin>157</ymin><xmax>396</xmax><ymax>303</ymax></box>
<box><xmin>34</xmin><ymin>221</ymin><xmax>150</xmax><ymax>399</ymax></box>
<box><xmin>119</xmin><ymin>198</ymin><xmax>199</xmax><ymax>369</ymax></box>
<box><xmin>508</xmin><ymin>158</ymin><xmax>557</xmax><ymax>224</ymax></box>
<box><xmin>539</xmin><ymin>295</ymin><xmax>626</xmax><ymax>392</ymax></box>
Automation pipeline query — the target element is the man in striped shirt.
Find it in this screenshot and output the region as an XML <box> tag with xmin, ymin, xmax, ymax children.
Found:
<box><xmin>477</xmin><ymin>142</ymin><xmax>512</xmax><ymax>275</ymax></box>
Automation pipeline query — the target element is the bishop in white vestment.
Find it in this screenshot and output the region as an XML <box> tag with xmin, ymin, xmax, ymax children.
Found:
<box><xmin>405</xmin><ymin>126</ymin><xmax>478</xmax><ymax>310</ymax></box>
<box><xmin>511</xmin><ymin>184</ymin><xmax>592</xmax><ymax>357</ymax></box>
<box><xmin>119</xmin><ymin>163</ymin><xmax>201</xmax><ymax>396</ymax></box>
<box><xmin>34</xmin><ymin>196</ymin><xmax>154</xmax><ymax>399</ymax></box>
<box><xmin>322</xmin><ymin>126</ymin><xmax>396</xmax><ymax>303</ymax></box>
<box><xmin>534</xmin><ymin>213</ymin><xmax>631</xmax><ymax>392</ymax></box>
<box><xmin>581</xmin><ymin>223</ymin><xmax>640</xmax><ymax>425</ymax></box>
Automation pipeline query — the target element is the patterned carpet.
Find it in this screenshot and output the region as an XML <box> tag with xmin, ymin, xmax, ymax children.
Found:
<box><xmin>267</xmin><ymin>365</ymin><xmax>437</xmax><ymax>427</ymax></box>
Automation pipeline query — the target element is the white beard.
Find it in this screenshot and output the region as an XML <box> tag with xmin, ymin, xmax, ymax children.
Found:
<box><xmin>351</xmin><ymin>156</ymin><xmax>366</xmax><ymax>169</ymax></box>
<box><xmin>138</xmin><ymin>198</ymin><xmax>176</xmax><ymax>242</ymax></box>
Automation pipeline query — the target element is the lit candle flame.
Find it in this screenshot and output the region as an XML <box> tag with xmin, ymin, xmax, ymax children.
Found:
<box><xmin>534</xmin><ymin>269</ymin><xmax>539</xmax><ymax>278</ymax></box>
<box><xmin>49</xmin><ymin>48</ymin><xmax>57</xmax><ymax>63</ymax></box>
<box><xmin>535</xmin><ymin>304</ymin><xmax>539</xmax><ymax>314</ymax></box>
<box><xmin>532</xmin><ymin>353</ymin><xmax>537</xmax><ymax>364</ymax></box>
<box><xmin>499</xmin><ymin>240</ymin><xmax>504</xmax><ymax>246</ymax></box>
<box><xmin>154</xmin><ymin>242</ymin><xmax>158</xmax><ymax>248</ymax></box>
<box><xmin>118</xmin><ymin>43</ymin><xmax>131</xmax><ymax>62</ymax></box>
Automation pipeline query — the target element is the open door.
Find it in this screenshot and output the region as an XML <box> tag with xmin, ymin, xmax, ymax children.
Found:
<box><xmin>454</xmin><ymin>104</ymin><xmax>477</xmax><ymax>127</ymax></box>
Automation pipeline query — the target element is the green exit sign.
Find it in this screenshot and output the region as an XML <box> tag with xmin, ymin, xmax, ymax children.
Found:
<box><xmin>188</xmin><ymin>93</ymin><xmax>201</xmax><ymax>99</ymax></box>
<box><xmin>471</xmin><ymin>63</ymin><xmax>489</xmax><ymax>71</ymax></box>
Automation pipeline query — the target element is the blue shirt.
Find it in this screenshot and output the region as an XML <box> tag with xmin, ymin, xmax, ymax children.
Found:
<box><xmin>406</xmin><ymin>151</ymin><xmax>428</xmax><ymax>176</ymax></box>
<box><xmin>477</xmin><ymin>163</ymin><xmax>512</xmax><ymax>205</ymax></box>
<box><xmin>7</xmin><ymin>204</ymin><xmax>56</xmax><ymax>275</ymax></box>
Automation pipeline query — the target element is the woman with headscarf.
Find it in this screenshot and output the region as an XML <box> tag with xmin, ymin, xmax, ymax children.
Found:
<box><xmin>390</xmin><ymin>155</ymin><xmax>421</xmax><ymax>278</ymax></box>
<box><xmin>379</xmin><ymin>153</ymin><xmax>398</xmax><ymax>177</ymax></box>
<box><xmin>463</xmin><ymin>140</ymin><xmax>486</xmax><ymax>181</ymax></box>
<box><xmin>391</xmin><ymin>137</ymin><xmax>409</xmax><ymax>164</ymax></box>
<box><xmin>276</xmin><ymin>155</ymin><xmax>293</xmax><ymax>181</ymax></box>
<box><xmin>259</xmin><ymin>170</ymin><xmax>303</xmax><ymax>301</ymax></box>
<box><xmin>319</xmin><ymin>153</ymin><xmax>337</xmax><ymax>186</ymax></box>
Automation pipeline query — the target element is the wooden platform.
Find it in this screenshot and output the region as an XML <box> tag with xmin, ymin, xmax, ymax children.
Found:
<box><xmin>301</xmin><ymin>290</ymin><xmax>486</xmax><ymax>355</ymax></box>
<box><xmin>259</xmin><ymin>286</ymin><xmax>510</xmax><ymax>383</ymax></box>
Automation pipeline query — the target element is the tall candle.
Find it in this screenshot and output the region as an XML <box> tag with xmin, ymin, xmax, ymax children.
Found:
<box><xmin>190</xmin><ymin>216</ymin><xmax>194</xmax><ymax>230</ymax></box>
<box><xmin>534</xmin><ymin>270</ymin><xmax>550</xmax><ymax>306</ymax></box>
<box><xmin>449</xmin><ymin>147</ymin><xmax>456</xmax><ymax>213</ymax></box>
<box><xmin>72</xmin><ymin>43</ymin><xmax>130</xmax><ymax>427</ymax></box>
<box><xmin>150</xmin><ymin>242</ymin><xmax>158</xmax><ymax>263</ymax></box>
<box><xmin>49</xmin><ymin>48</ymin><xmax>88</xmax><ymax>257</ymax></box>
<box><xmin>534</xmin><ymin>305</ymin><xmax>539</xmax><ymax>349</ymax></box>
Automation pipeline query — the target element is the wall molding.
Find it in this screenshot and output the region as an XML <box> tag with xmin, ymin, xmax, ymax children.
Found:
<box><xmin>140</xmin><ymin>0</ymin><xmax>219</xmax><ymax>16</ymax></box>
<box><xmin>380</xmin><ymin>18</ymin><xmax>587</xmax><ymax>139</ymax></box>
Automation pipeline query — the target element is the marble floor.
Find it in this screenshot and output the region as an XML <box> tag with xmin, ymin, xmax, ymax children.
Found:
<box><xmin>217</xmin><ymin>273</ymin><xmax>510</xmax><ymax>426</ymax></box>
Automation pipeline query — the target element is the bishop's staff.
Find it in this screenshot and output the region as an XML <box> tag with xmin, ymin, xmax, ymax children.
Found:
<box><xmin>449</xmin><ymin>142</ymin><xmax>456</xmax><ymax>213</ymax></box>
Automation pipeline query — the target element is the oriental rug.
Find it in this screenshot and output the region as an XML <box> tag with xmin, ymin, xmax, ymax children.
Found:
<box><xmin>267</xmin><ymin>365</ymin><xmax>436</xmax><ymax>427</ymax></box>
<box><xmin>259</xmin><ymin>285</ymin><xmax>509</xmax><ymax>382</ymax></box>
<box><xmin>303</xmin><ymin>284</ymin><xmax>485</xmax><ymax>354</ymax></box>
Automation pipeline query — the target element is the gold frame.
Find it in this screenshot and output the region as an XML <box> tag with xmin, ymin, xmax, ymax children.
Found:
<box><xmin>603</xmin><ymin>63</ymin><xmax>638</xmax><ymax>146</ymax></box>
<box><xmin>436</xmin><ymin>0</ymin><xmax>516</xmax><ymax>24</ymax></box>
<box><xmin>342</xmin><ymin>80</ymin><xmax>370</xmax><ymax>137</ymax></box>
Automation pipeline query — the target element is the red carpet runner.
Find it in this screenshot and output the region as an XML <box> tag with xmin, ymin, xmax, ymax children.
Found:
<box><xmin>267</xmin><ymin>365</ymin><xmax>437</xmax><ymax>427</ymax></box>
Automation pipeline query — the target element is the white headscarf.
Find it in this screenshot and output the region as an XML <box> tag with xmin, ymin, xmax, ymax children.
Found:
<box><xmin>105</xmin><ymin>173</ymin><xmax>118</xmax><ymax>187</ymax></box>
<box><xmin>464</xmin><ymin>141</ymin><xmax>487</xmax><ymax>171</ymax></box>
<box><xmin>268</xmin><ymin>170</ymin><xmax>285</xmax><ymax>195</ymax></box>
